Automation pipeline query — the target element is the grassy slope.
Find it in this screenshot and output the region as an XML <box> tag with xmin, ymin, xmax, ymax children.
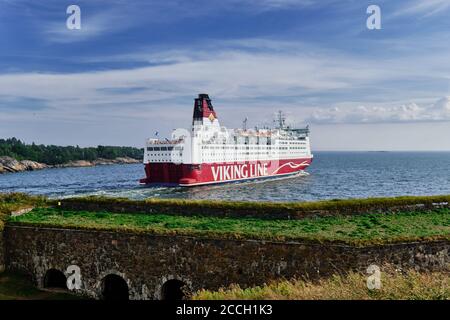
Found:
<box><xmin>0</xmin><ymin>272</ymin><xmax>80</xmax><ymax>300</ymax></box>
<box><xmin>9</xmin><ymin>207</ymin><xmax>450</xmax><ymax>245</ymax></box>
<box><xmin>0</xmin><ymin>193</ymin><xmax>46</xmax><ymax>231</ymax></box>
<box><xmin>193</xmin><ymin>269</ymin><xmax>450</xmax><ymax>300</ymax></box>
<box><xmin>57</xmin><ymin>194</ymin><xmax>450</xmax><ymax>217</ymax></box>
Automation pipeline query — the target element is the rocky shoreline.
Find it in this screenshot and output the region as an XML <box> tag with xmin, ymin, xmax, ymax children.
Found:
<box><xmin>0</xmin><ymin>156</ymin><xmax>140</xmax><ymax>174</ymax></box>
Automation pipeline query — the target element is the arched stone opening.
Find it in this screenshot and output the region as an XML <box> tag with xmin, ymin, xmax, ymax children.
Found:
<box><xmin>43</xmin><ymin>269</ymin><xmax>67</xmax><ymax>290</ymax></box>
<box><xmin>161</xmin><ymin>279</ymin><xmax>187</xmax><ymax>300</ymax></box>
<box><xmin>101</xmin><ymin>274</ymin><xmax>129</xmax><ymax>300</ymax></box>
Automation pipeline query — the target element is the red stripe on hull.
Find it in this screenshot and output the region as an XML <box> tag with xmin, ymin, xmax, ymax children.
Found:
<box><xmin>140</xmin><ymin>158</ymin><xmax>313</xmax><ymax>186</ymax></box>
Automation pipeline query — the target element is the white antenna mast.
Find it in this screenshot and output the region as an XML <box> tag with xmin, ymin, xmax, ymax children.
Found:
<box><xmin>275</xmin><ymin>111</ymin><xmax>285</xmax><ymax>129</ymax></box>
<box><xmin>242</xmin><ymin>117</ymin><xmax>248</xmax><ymax>131</ymax></box>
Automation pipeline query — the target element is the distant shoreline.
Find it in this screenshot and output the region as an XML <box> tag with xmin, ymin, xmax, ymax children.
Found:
<box><xmin>0</xmin><ymin>156</ymin><xmax>141</xmax><ymax>174</ymax></box>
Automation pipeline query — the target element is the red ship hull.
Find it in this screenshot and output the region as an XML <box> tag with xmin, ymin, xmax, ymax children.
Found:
<box><xmin>140</xmin><ymin>157</ymin><xmax>313</xmax><ymax>187</ymax></box>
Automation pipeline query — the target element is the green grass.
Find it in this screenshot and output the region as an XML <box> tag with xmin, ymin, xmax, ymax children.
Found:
<box><xmin>193</xmin><ymin>268</ymin><xmax>450</xmax><ymax>300</ymax></box>
<box><xmin>2</xmin><ymin>192</ymin><xmax>450</xmax><ymax>220</ymax></box>
<box><xmin>53</xmin><ymin>194</ymin><xmax>450</xmax><ymax>220</ymax></box>
<box><xmin>58</xmin><ymin>194</ymin><xmax>450</xmax><ymax>211</ymax></box>
<box><xmin>0</xmin><ymin>193</ymin><xmax>47</xmax><ymax>231</ymax></box>
<box><xmin>9</xmin><ymin>207</ymin><xmax>450</xmax><ymax>245</ymax></box>
<box><xmin>0</xmin><ymin>272</ymin><xmax>81</xmax><ymax>300</ymax></box>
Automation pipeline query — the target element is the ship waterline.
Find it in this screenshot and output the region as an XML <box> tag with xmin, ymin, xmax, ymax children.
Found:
<box><xmin>140</xmin><ymin>158</ymin><xmax>313</xmax><ymax>186</ymax></box>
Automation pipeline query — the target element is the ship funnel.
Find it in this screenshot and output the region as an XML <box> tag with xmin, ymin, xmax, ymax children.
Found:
<box><xmin>192</xmin><ymin>93</ymin><xmax>218</xmax><ymax>125</ymax></box>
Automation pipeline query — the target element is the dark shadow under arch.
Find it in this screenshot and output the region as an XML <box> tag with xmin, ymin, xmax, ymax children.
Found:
<box><xmin>161</xmin><ymin>279</ymin><xmax>187</xmax><ymax>300</ymax></box>
<box><xmin>101</xmin><ymin>274</ymin><xmax>129</xmax><ymax>300</ymax></box>
<box><xmin>43</xmin><ymin>269</ymin><xmax>67</xmax><ymax>290</ymax></box>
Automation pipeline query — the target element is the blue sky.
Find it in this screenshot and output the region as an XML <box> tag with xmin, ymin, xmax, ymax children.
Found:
<box><xmin>1</xmin><ymin>0</ymin><xmax>450</xmax><ymax>150</ymax></box>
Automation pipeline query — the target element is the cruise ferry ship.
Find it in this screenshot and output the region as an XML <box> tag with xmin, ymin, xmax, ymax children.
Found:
<box><xmin>140</xmin><ymin>94</ymin><xmax>313</xmax><ymax>186</ymax></box>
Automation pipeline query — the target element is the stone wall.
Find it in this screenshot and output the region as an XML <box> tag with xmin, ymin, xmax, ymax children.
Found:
<box><xmin>4</xmin><ymin>225</ymin><xmax>449</xmax><ymax>300</ymax></box>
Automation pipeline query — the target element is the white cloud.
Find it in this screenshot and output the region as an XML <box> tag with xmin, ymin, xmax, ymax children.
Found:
<box><xmin>237</xmin><ymin>0</ymin><xmax>317</xmax><ymax>10</ymax></box>
<box><xmin>393</xmin><ymin>0</ymin><xmax>450</xmax><ymax>17</ymax></box>
<box><xmin>0</xmin><ymin>45</ymin><xmax>388</xmax><ymax>113</ymax></box>
<box><xmin>0</xmin><ymin>39</ymin><xmax>449</xmax><ymax>130</ymax></box>
<box><xmin>43</xmin><ymin>8</ymin><xmax>137</xmax><ymax>43</ymax></box>
<box><xmin>308</xmin><ymin>97</ymin><xmax>450</xmax><ymax>124</ymax></box>
<box><xmin>430</xmin><ymin>96</ymin><xmax>450</xmax><ymax>115</ymax></box>
<box><xmin>39</xmin><ymin>0</ymin><xmax>328</xmax><ymax>43</ymax></box>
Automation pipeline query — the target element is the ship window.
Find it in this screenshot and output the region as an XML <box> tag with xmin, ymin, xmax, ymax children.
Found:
<box><xmin>147</xmin><ymin>147</ymin><xmax>154</xmax><ymax>151</ymax></box>
<box><xmin>154</xmin><ymin>147</ymin><xmax>161</xmax><ymax>151</ymax></box>
<box><xmin>168</xmin><ymin>147</ymin><xmax>174</xmax><ymax>151</ymax></box>
<box><xmin>161</xmin><ymin>147</ymin><xmax>168</xmax><ymax>151</ymax></box>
